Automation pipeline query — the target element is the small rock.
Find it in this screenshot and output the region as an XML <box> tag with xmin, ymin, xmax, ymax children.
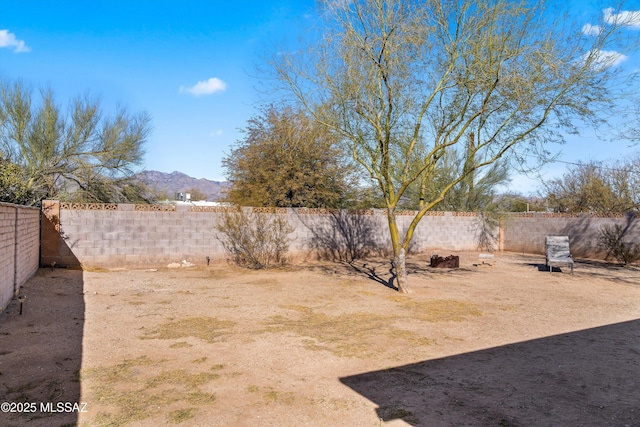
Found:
<box><xmin>167</xmin><ymin>262</ymin><xmax>181</xmax><ymax>269</ymax></box>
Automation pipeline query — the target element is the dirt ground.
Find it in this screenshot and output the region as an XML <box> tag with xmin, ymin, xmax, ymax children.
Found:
<box><xmin>1</xmin><ymin>251</ymin><xmax>639</xmax><ymax>427</ymax></box>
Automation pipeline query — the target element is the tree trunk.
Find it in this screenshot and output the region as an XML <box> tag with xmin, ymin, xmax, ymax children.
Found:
<box><xmin>387</xmin><ymin>210</ymin><xmax>411</xmax><ymax>293</ymax></box>
<box><xmin>394</xmin><ymin>246</ymin><xmax>411</xmax><ymax>293</ymax></box>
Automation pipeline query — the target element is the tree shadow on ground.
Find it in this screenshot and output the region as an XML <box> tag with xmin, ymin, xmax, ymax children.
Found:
<box><xmin>0</xmin><ymin>268</ymin><xmax>84</xmax><ymax>427</ymax></box>
<box><xmin>310</xmin><ymin>257</ymin><xmax>475</xmax><ymax>291</ymax></box>
<box><xmin>340</xmin><ymin>319</ymin><xmax>640</xmax><ymax>426</ymax></box>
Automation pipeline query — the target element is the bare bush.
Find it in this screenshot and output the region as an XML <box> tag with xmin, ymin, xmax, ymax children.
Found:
<box><xmin>215</xmin><ymin>210</ymin><xmax>294</xmax><ymax>269</ymax></box>
<box><xmin>597</xmin><ymin>224</ymin><xmax>639</xmax><ymax>265</ymax></box>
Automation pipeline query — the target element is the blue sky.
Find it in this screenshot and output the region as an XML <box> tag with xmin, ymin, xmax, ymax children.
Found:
<box><xmin>1</xmin><ymin>0</ymin><xmax>639</xmax><ymax>195</ymax></box>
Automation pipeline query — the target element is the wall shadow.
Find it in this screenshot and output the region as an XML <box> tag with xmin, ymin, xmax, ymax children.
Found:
<box><xmin>557</xmin><ymin>213</ymin><xmax>638</xmax><ymax>260</ymax></box>
<box><xmin>0</xmin><ymin>267</ymin><xmax>84</xmax><ymax>427</ymax></box>
<box><xmin>340</xmin><ymin>319</ymin><xmax>640</xmax><ymax>426</ymax></box>
<box><xmin>41</xmin><ymin>201</ymin><xmax>81</xmax><ymax>268</ymax></box>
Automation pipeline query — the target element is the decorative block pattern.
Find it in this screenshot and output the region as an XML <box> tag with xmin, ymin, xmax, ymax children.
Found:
<box><xmin>189</xmin><ymin>206</ymin><xmax>239</xmax><ymax>213</ymax></box>
<box><xmin>60</xmin><ymin>202</ymin><xmax>117</xmax><ymax>210</ymax></box>
<box><xmin>251</xmin><ymin>207</ymin><xmax>289</xmax><ymax>214</ymax></box>
<box><xmin>134</xmin><ymin>204</ymin><xmax>176</xmax><ymax>211</ymax></box>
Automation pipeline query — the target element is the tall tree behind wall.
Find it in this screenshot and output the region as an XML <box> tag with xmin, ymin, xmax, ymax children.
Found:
<box><xmin>545</xmin><ymin>157</ymin><xmax>640</xmax><ymax>213</ymax></box>
<box><xmin>0</xmin><ymin>79</ymin><xmax>151</xmax><ymax>205</ymax></box>
<box><xmin>223</xmin><ymin>104</ymin><xmax>361</xmax><ymax>208</ymax></box>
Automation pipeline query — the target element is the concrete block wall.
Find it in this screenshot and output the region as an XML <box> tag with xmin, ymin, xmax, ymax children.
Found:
<box><xmin>44</xmin><ymin>202</ymin><xmax>489</xmax><ymax>268</ymax></box>
<box><xmin>59</xmin><ymin>206</ymin><xmax>227</xmax><ymax>267</ymax></box>
<box><xmin>0</xmin><ymin>202</ymin><xmax>40</xmax><ymax>312</ymax></box>
<box><xmin>408</xmin><ymin>213</ymin><xmax>485</xmax><ymax>253</ymax></box>
<box><xmin>501</xmin><ymin>213</ymin><xmax>640</xmax><ymax>259</ymax></box>
<box><xmin>43</xmin><ymin>201</ymin><xmax>639</xmax><ymax>269</ymax></box>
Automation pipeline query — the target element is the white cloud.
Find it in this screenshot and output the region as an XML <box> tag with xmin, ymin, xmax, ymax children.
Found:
<box><xmin>603</xmin><ymin>7</ymin><xmax>640</xmax><ymax>28</ymax></box>
<box><xmin>583</xmin><ymin>49</ymin><xmax>628</xmax><ymax>67</ymax></box>
<box><xmin>582</xmin><ymin>23</ymin><xmax>603</xmax><ymax>36</ymax></box>
<box><xmin>0</xmin><ymin>29</ymin><xmax>30</xmax><ymax>53</ymax></box>
<box><xmin>208</xmin><ymin>129</ymin><xmax>224</xmax><ymax>138</ymax></box>
<box><xmin>179</xmin><ymin>77</ymin><xmax>226</xmax><ymax>96</ymax></box>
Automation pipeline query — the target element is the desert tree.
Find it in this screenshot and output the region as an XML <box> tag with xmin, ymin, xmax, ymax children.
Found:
<box><xmin>544</xmin><ymin>158</ymin><xmax>640</xmax><ymax>213</ymax></box>
<box><xmin>223</xmin><ymin>104</ymin><xmax>360</xmax><ymax>208</ymax></box>
<box><xmin>399</xmin><ymin>137</ymin><xmax>510</xmax><ymax>211</ymax></box>
<box><xmin>0</xmin><ymin>156</ymin><xmax>35</xmax><ymax>205</ymax></box>
<box><xmin>272</xmin><ymin>0</ymin><xmax>639</xmax><ymax>292</ymax></box>
<box><xmin>0</xmin><ymin>79</ymin><xmax>151</xmax><ymax>204</ymax></box>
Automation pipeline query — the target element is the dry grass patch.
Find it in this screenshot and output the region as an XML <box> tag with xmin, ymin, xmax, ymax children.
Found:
<box><xmin>388</xmin><ymin>296</ymin><xmax>482</xmax><ymax>322</ymax></box>
<box><xmin>82</xmin><ymin>356</ymin><xmax>219</xmax><ymax>426</ymax></box>
<box><xmin>145</xmin><ymin>370</ymin><xmax>220</xmax><ymax>389</ymax></box>
<box><xmin>82</xmin><ymin>356</ymin><xmax>154</xmax><ymax>384</ymax></box>
<box><xmin>169</xmin><ymin>341</ymin><xmax>192</xmax><ymax>349</ymax></box>
<box><xmin>140</xmin><ymin>317</ymin><xmax>235</xmax><ymax>343</ymax></box>
<box><xmin>247</xmin><ymin>385</ymin><xmax>296</xmax><ymax>405</ymax></box>
<box><xmin>265</xmin><ymin>305</ymin><xmax>434</xmax><ymax>358</ymax></box>
<box><xmin>263</xmin><ymin>389</ymin><xmax>296</xmax><ymax>405</ymax></box>
<box><xmin>167</xmin><ymin>407</ymin><xmax>196</xmax><ymax>424</ymax></box>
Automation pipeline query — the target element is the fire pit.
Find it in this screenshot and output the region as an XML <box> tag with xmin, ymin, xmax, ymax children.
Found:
<box><xmin>430</xmin><ymin>254</ymin><xmax>460</xmax><ymax>268</ymax></box>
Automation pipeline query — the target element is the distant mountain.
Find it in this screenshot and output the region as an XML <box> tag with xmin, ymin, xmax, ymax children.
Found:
<box><xmin>135</xmin><ymin>170</ymin><xmax>230</xmax><ymax>201</ymax></box>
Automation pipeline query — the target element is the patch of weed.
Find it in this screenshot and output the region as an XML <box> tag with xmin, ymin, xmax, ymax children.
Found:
<box><xmin>169</xmin><ymin>341</ymin><xmax>192</xmax><ymax>349</ymax></box>
<box><xmin>185</xmin><ymin>391</ymin><xmax>216</xmax><ymax>404</ymax></box>
<box><xmin>378</xmin><ymin>402</ymin><xmax>418</xmax><ymax>423</ymax></box>
<box><xmin>265</xmin><ymin>306</ymin><xmax>433</xmax><ymax>358</ymax></box>
<box><xmin>82</xmin><ymin>356</ymin><xmax>153</xmax><ymax>383</ymax></box>
<box><xmin>386</xmin><ymin>329</ymin><xmax>435</xmax><ymax>346</ymax></box>
<box><xmin>263</xmin><ymin>389</ymin><xmax>295</xmax><ymax>405</ymax></box>
<box><xmin>145</xmin><ymin>370</ymin><xmax>219</xmax><ymax>389</ymax></box>
<box><xmin>141</xmin><ymin>317</ymin><xmax>235</xmax><ymax>343</ymax></box>
<box><xmin>83</xmin><ymin>357</ymin><xmax>219</xmax><ymax>426</ymax></box>
<box><xmin>167</xmin><ymin>408</ymin><xmax>196</xmax><ymax>424</ymax></box>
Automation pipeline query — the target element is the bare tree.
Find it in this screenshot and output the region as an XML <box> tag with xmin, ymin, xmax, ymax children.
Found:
<box><xmin>0</xmin><ymin>79</ymin><xmax>151</xmax><ymax>204</ymax></box>
<box><xmin>272</xmin><ymin>0</ymin><xmax>638</xmax><ymax>292</ymax></box>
